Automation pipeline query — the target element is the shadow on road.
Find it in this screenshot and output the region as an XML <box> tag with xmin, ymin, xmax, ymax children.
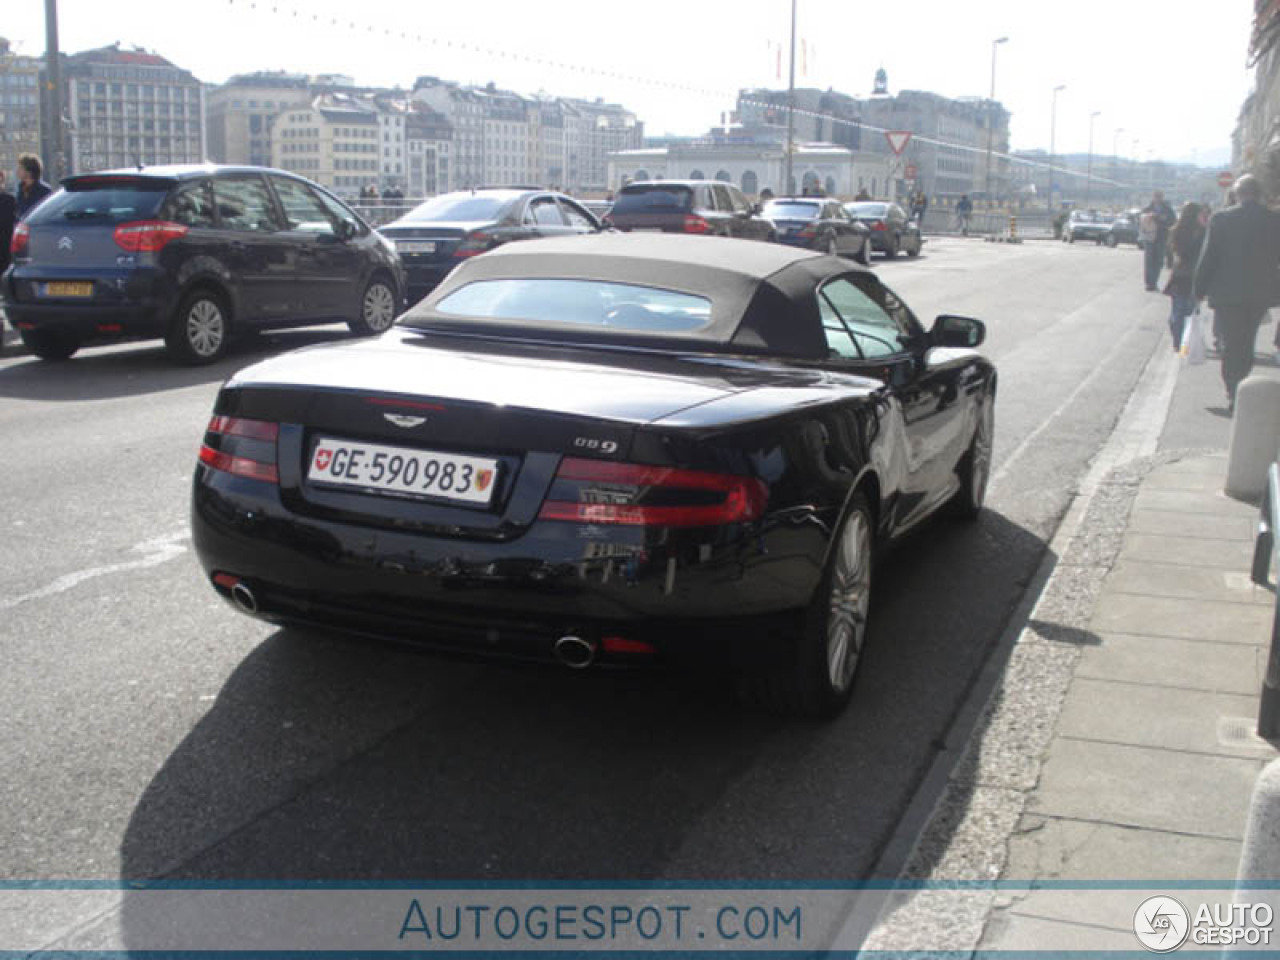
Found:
<box><xmin>114</xmin><ymin>505</ymin><xmax>1050</xmax><ymax>949</ymax></box>
<box><xmin>0</xmin><ymin>327</ymin><xmax>357</xmax><ymax>403</ymax></box>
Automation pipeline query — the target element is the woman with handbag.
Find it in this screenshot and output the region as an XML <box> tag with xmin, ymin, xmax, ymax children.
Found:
<box><xmin>1165</xmin><ymin>202</ymin><xmax>1206</xmax><ymax>350</ymax></box>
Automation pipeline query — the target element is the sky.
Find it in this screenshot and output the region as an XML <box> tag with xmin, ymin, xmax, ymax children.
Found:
<box><xmin>2</xmin><ymin>0</ymin><xmax>1256</xmax><ymax>168</ymax></box>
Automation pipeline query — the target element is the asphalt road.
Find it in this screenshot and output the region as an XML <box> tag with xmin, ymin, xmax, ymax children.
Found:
<box><xmin>0</xmin><ymin>238</ymin><xmax>1168</xmax><ymax>898</ymax></box>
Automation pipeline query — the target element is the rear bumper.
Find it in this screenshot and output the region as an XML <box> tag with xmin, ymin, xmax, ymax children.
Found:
<box><xmin>403</xmin><ymin>261</ymin><xmax>460</xmax><ymax>303</ymax></box>
<box><xmin>3</xmin><ymin>266</ymin><xmax>171</xmax><ymax>339</ymax></box>
<box><xmin>191</xmin><ymin>469</ymin><xmax>823</xmax><ymax>668</ymax></box>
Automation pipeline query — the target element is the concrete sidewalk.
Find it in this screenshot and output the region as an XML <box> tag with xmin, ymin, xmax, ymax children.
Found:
<box><xmin>863</xmin><ymin>322</ymin><xmax>1280</xmax><ymax>951</ymax></box>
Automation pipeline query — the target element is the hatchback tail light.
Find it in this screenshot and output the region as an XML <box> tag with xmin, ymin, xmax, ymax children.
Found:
<box><xmin>198</xmin><ymin>416</ymin><xmax>280</xmax><ymax>484</ymax></box>
<box><xmin>454</xmin><ymin>231</ymin><xmax>492</xmax><ymax>258</ymax></box>
<box><xmin>797</xmin><ymin>224</ymin><xmax>817</xmax><ymax>239</ymax></box>
<box><xmin>870</xmin><ymin>220</ymin><xmax>887</xmax><ymax>231</ymax></box>
<box><xmin>538</xmin><ymin>457</ymin><xmax>767</xmax><ymax>528</ymax></box>
<box><xmin>113</xmin><ymin>220</ymin><xmax>189</xmax><ymax>253</ymax></box>
<box><xmin>682</xmin><ymin>215</ymin><xmax>711</xmax><ymax>235</ymax></box>
<box><xmin>10</xmin><ymin>222</ymin><xmax>29</xmax><ymax>256</ymax></box>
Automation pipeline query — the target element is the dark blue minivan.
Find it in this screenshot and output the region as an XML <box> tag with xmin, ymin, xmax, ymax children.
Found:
<box><xmin>3</xmin><ymin>165</ymin><xmax>406</xmax><ymax>363</ymax></box>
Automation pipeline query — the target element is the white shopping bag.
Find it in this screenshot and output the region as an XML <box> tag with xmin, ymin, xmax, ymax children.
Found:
<box><xmin>1180</xmin><ymin>308</ymin><xmax>1207</xmax><ymax>365</ymax></box>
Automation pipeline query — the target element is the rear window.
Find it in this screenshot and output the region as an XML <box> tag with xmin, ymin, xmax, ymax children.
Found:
<box><xmin>27</xmin><ymin>181</ymin><xmax>168</xmax><ymax>225</ymax></box>
<box><xmin>402</xmin><ymin>194</ymin><xmax>511</xmax><ymax>223</ymax></box>
<box><xmin>433</xmin><ymin>279</ymin><xmax>712</xmax><ymax>333</ymax></box>
<box><xmin>612</xmin><ymin>185</ymin><xmax>694</xmax><ymax>214</ymax></box>
<box><xmin>764</xmin><ymin>201</ymin><xmax>820</xmax><ymax>219</ymax></box>
<box><xmin>845</xmin><ymin>203</ymin><xmax>888</xmax><ymax>217</ymax></box>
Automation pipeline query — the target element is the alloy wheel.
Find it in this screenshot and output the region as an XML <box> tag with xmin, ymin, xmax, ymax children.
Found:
<box><xmin>826</xmin><ymin>509</ymin><xmax>872</xmax><ymax>692</ymax></box>
<box><xmin>362</xmin><ymin>282</ymin><xmax>397</xmax><ymax>332</ymax></box>
<box><xmin>186</xmin><ymin>299</ymin><xmax>225</xmax><ymax>358</ymax></box>
<box><xmin>971</xmin><ymin>399</ymin><xmax>994</xmax><ymax>508</ymax></box>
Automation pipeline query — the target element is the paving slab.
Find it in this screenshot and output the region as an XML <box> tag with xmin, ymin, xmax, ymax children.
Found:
<box><xmin>1134</xmin><ymin>487</ymin><xmax>1261</xmax><ymax>518</ymax></box>
<box><xmin>1056</xmin><ymin>678</ymin><xmax>1265</xmax><ymax>758</ymax></box>
<box><xmin>1090</xmin><ymin>591</ymin><xmax>1272</xmax><ymax>643</ymax></box>
<box><xmin>1028</xmin><ymin>737</ymin><xmax>1260</xmax><ymax>840</ymax></box>
<box><xmin>1076</xmin><ymin>632</ymin><xmax>1263</xmax><ymax>695</ymax></box>
<box><xmin>980</xmin><ymin>912</ymin><xmax>1132</xmax><ymax>950</ymax></box>
<box><xmin>1104</xmin><ymin>560</ymin><xmax>1273</xmax><ymax>606</ymax></box>
<box><xmin>1144</xmin><ymin>470</ymin><xmax>1232</xmax><ymax>492</ymax></box>
<box><xmin>1126</xmin><ymin>509</ymin><xmax>1255</xmax><ymax>541</ymax></box>
<box><xmin>1122</xmin><ymin>532</ymin><xmax>1258</xmax><ymax>569</ymax></box>
<box><xmin>1156</xmin><ymin>455</ymin><xmax>1229</xmax><ymax>475</ymax></box>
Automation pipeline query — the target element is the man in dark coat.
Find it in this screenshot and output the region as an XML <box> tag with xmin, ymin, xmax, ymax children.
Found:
<box><xmin>1141</xmin><ymin>190</ymin><xmax>1176</xmax><ymax>291</ymax></box>
<box><xmin>15</xmin><ymin>153</ymin><xmax>52</xmax><ymax>220</ymax></box>
<box><xmin>1193</xmin><ymin>174</ymin><xmax>1280</xmax><ymax>412</ymax></box>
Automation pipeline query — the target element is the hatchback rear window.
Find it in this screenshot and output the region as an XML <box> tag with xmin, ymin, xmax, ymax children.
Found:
<box><xmin>765</xmin><ymin>201</ymin><xmax>820</xmax><ymax>219</ymax></box>
<box><xmin>27</xmin><ymin>181</ymin><xmax>168</xmax><ymax>225</ymax></box>
<box><xmin>845</xmin><ymin>203</ymin><xmax>888</xmax><ymax>217</ymax></box>
<box><xmin>433</xmin><ymin>279</ymin><xmax>712</xmax><ymax>333</ymax></box>
<box><xmin>402</xmin><ymin>194</ymin><xmax>511</xmax><ymax>222</ymax></box>
<box><xmin>611</xmin><ymin>186</ymin><xmax>694</xmax><ymax>214</ymax></box>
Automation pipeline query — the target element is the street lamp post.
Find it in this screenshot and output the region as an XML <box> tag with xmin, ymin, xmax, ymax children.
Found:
<box><xmin>1112</xmin><ymin>127</ymin><xmax>1124</xmax><ymax>206</ymax></box>
<box><xmin>1084</xmin><ymin>110</ymin><xmax>1100</xmax><ymax>209</ymax></box>
<box><xmin>783</xmin><ymin>0</ymin><xmax>797</xmax><ymax>197</ymax></box>
<box><xmin>984</xmin><ymin>36</ymin><xmax>1008</xmax><ymax>198</ymax></box>
<box><xmin>1047</xmin><ymin>84</ymin><xmax>1065</xmax><ymax>220</ymax></box>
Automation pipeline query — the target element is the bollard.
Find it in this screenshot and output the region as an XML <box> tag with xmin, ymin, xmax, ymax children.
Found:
<box><xmin>1254</xmin><ymin>464</ymin><xmax>1280</xmax><ymax>739</ymax></box>
<box><xmin>1236</xmin><ymin>758</ymin><xmax>1280</xmax><ymax>887</ymax></box>
<box><xmin>1009</xmin><ymin>215</ymin><xmax>1017</xmax><ymax>241</ymax></box>
<box><xmin>1226</xmin><ymin>377</ymin><xmax>1280</xmax><ymax>501</ymax></box>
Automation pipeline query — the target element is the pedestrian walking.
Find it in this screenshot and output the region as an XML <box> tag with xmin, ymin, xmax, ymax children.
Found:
<box><xmin>0</xmin><ymin>170</ymin><xmax>15</xmax><ymax>277</ymax></box>
<box><xmin>1163</xmin><ymin>202</ymin><xmax>1205</xmax><ymax>351</ymax></box>
<box><xmin>1192</xmin><ymin>174</ymin><xmax>1280</xmax><ymax>413</ymax></box>
<box><xmin>910</xmin><ymin>189</ymin><xmax>928</xmax><ymax>227</ymax></box>
<box><xmin>1140</xmin><ymin>189</ymin><xmax>1176</xmax><ymax>291</ymax></box>
<box><xmin>14</xmin><ymin>153</ymin><xmax>52</xmax><ymax>220</ymax></box>
<box><xmin>956</xmin><ymin>194</ymin><xmax>973</xmax><ymax>236</ymax></box>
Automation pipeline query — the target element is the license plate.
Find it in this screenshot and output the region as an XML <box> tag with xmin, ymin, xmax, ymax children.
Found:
<box><xmin>308</xmin><ymin>437</ymin><xmax>498</xmax><ymax>505</ymax></box>
<box><xmin>396</xmin><ymin>241</ymin><xmax>436</xmax><ymax>254</ymax></box>
<box><xmin>42</xmin><ymin>281</ymin><xmax>93</xmax><ymax>297</ymax></box>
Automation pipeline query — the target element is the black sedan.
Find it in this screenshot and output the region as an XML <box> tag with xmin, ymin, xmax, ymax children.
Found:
<box><xmin>843</xmin><ymin>201</ymin><xmax>924</xmax><ymax>258</ymax></box>
<box><xmin>764</xmin><ymin>197</ymin><xmax>870</xmax><ymax>263</ymax></box>
<box><xmin>192</xmin><ymin>234</ymin><xmax>995</xmax><ymax>718</ymax></box>
<box><xmin>378</xmin><ymin>188</ymin><xmax>602</xmax><ymax>304</ymax></box>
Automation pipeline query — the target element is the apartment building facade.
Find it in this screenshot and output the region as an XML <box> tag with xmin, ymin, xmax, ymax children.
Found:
<box><xmin>0</xmin><ymin>38</ymin><xmax>41</xmax><ymax>183</ymax></box>
<box><xmin>206</xmin><ymin>71</ymin><xmax>310</xmax><ymax>167</ymax></box>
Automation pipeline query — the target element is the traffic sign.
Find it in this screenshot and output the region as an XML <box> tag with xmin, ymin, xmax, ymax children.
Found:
<box><xmin>885</xmin><ymin>131</ymin><xmax>912</xmax><ymax>156</ymax></box>
<box><xmin>1218</xmin><ymin>170</ymin><xmax>1234</xmax><ymax>189</ymax></box>
<box><xmin>905</xmin><ymin>163</ymin><xmax>918</xmax><ymax>180</ymax></box>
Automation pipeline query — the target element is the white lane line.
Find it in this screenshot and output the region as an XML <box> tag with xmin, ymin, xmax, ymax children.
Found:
<box><xmin>1</xmin><ymin>530</ymin><xmax>189</xmax><ymax>611</ymax></box>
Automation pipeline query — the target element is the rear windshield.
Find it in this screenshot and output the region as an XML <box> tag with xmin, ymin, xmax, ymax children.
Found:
<box><xmin>612</xmin><ymin>185</ymin><xmax>694</xmax><ymax>214</ymax></box>
<box><xmin>432</xmin><ymin>279</ymin><xmax>712</xmax><ymax>333</ymax></box>
<box><xmin>845</xmin><ymin>203</ymin><xmax>888</xmax><ymax>217</ymax></box>
<box><xmin>401</xmin><ymin>194</ymin><xmax>511</xmax><ymax>223</ymax></box>
<box><xmin>764</xmin><ymin>201</ymin><xmax>820</xmax><ymax>219</ymax></box>
<box><xmin>26</xmin><ymin>181</ymin><xmax>168</xmax><ymax>225</ymax></box>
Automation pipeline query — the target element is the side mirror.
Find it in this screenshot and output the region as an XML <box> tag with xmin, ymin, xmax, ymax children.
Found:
<box><xmin>931</xmin><ymin>314</ymin><xmax>986</xmax><ymax>349</ymax></box>
<box><xmin>751</xmin><ymin>203</ymin><xmax>762</xmax><ymax>216</ymax></box>
<box><xmin>337</xmin><ymin>219</ymin><xmax>357</xmax><ymax>241</ymax></box>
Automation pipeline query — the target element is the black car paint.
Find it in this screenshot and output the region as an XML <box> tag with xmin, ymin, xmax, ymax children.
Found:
<box><xmin>765</xmin><ymin>198</ymin><xmax>870</xmax><ymax>261</ymax></box>
<box><xmin>607</xmin><ymin>181</ymin><xmax>775</xmax><ymax>243</ymax></box>
<box><xmin>2</xmin><ymin>165</ymin><xmax>405</xmax><ymax>353</ymax></box>
<box><xmin>844</xmin><ymin>201</ymin><xmax>923</xmax><ymax>257</ymax></box>
<box><xmin>191</xmin><ymin>239</ymin><xmax>993</xmax><ymax>668</ymax></box>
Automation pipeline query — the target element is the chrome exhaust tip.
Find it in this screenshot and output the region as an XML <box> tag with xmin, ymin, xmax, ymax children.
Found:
<box><xmin>230</xmin><ymin>582</ymin><xmax>259</xmax><ymax>615</ymax></box>
<box><xmin>554</xmin><ymin>635</ymin><xmax>597</xmax><ymax>669</ymax></box>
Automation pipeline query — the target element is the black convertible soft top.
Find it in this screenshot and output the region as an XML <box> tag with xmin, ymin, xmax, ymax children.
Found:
<box><xmin>399</xmin><ymin>233</ymin><xmax>872</xmax><ymax>360</ymax></box>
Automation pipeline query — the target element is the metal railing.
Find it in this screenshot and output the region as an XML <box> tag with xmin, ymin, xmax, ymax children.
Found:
<box><xmin>1252</xmin><ymin>462</ymin><xmax>1280</xmax><ymax>737</ymax></box>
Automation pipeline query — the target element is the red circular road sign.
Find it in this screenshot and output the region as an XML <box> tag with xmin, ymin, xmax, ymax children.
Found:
<box><xmin>1218</xmin><ymin>171</ymin><xmax>1234</xmax><ymax>188</ymax></box>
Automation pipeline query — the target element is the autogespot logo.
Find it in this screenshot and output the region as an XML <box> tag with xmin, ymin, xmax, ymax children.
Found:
<box><xmin>1134</xmin><ymin>896</ymin><xmax>1190</xmax><ymax>952</ymax></box>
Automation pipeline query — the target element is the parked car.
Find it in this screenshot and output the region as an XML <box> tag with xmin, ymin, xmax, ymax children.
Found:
<box><xmin>763</xmin><ymin>197</ymin><xmax>871</xmax><ymax>263</ymax></box>
<box><xmin>191</xmin><ymin>233</ymin><xmax>995</xmax><ymax>719</ymax></box>
<box><xmin>3</xmin><ymin>165</ymin><xmax>404</xmax><ymax>364</ymax></box>
<box><xmin>378</xmin><ymin>188</ymin><xmax>602</xmax><ymax>304</ymax></box>
<box><xmin>843</xmin><ymin>201</ymin><xmax>923</xmax><ymax>258</ymax></box>
<box><xmin>606</xmin><ymin>180</ymin><xmax>775</xmax><ymax>242</ymax></box>
<box><xmin>1107</xmin><ymin>210</ymin><xmax>1142</xmax><ymax>248</ymax></box>
<box><xmin>1063</xmin><ymin>209</ymin><xmax>1112</xmax><ymax>244</ymax></box>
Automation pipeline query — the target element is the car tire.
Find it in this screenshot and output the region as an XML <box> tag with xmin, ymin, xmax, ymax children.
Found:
<box><xmin>349</xmin><ymin>276</ymin><xmax>399</xmax><ymax>336</ymax></box>
<box><xmin>165</xmin><ymin>288</ymin><xmax>230</xmax><ymax>365</ymax></box>
<box><xmin>884</xmin><ymin>234</ymin><xmax>899</xmax><ymax>258</ymax></box>
<box><xmin>21</xmin><ymin>328</ymin><xmax>80</xmax><ymax>362</ymax></box>
<box><xmin>1105</xmin><ymin>234</ymin><xmax>1118</xmax><ymax>248</ymax></box>
<box><xmin>825</xmin><ymin>234</ymin><xmax>839</xmax><ymax>256</ymax></box>
<box><xmin>948</xmin><ymin>388</ymin><xmax>995</xmax><ymax>521</ymax></box>
<box><xmin>907</xmin><ymin>234</ymin><xmax>922</xmax><ymax>258</ymax></box>
<box><xmin>854</xmin><ymin>237</ymin><xmax>870</xmax><ymax>265</ymax></box>
<box><xmin>738</xmin><ymin>492</ymin><xmax>874</xmax><ymax>720</ymax></box>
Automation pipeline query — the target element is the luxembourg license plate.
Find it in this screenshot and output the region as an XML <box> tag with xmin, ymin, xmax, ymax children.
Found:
<box><xmin>42</xmin><ymin>281</ymin><xmax>93</xmax><ymax>297</ymax></box>
<box><xmin>308</xmin><ymin>437</ymin><xmax>498</xmax><ymax>505</ymax></box>
<box><xmin>396</xmin><ymin>241</ymin><xmax>436</xmax><ymax>254</ymax></box>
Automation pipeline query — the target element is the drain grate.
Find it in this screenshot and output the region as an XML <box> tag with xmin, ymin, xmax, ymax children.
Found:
<box><xmin>1219</xmin><ymin>716</ymin><xmax>1280</xmax><ymax>755</ymax></box>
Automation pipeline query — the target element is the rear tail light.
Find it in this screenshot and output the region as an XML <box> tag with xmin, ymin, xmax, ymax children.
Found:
<box><xmin>198</xmin><ymin>415</ymin><xmax>280</xmax><ymax>484</ymax></box>
<box><xmin>454</xmin><ymin>231</ymin><xmax>492</xmax><ymax>257</ymax></box>
<box><xmin>10</xmin><ymin>222</ymin><xmax>29</xmax><ymax>256</ymax></box>
<box><xmin>681</xmin><ymin>215</ymin><xmax>711</xmax><ymax>235</ymax></box>
<box><xmin>538</xmin><ymin>457</ymin><xmax>767</xmax><ymax>527</ymax></box>
<box><xmin>870</xmin><ymin>220</ymin><xmax>887</xmax><ymax>231</ymax></box>
<box><xmin>113</xmin><ymin>220</ymin><xmax>189</xmax><ymax>253</ymax></box>
<box><xmin>797</xmin><ymin>224</ymin><xmax>817</xmax><ymax>239</ymax></box>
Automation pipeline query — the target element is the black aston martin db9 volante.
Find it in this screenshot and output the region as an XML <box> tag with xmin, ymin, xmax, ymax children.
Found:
<box><xmin>192</xmin><ymin>234</ymin><xmax>995</xmax><ymax>718</ymax></box>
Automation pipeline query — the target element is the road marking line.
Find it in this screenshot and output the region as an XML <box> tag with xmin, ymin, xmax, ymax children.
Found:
<box><xmin>0</xmin><ymin>531</ymin><xmax>189</xmax><ymax>611</ymax></box>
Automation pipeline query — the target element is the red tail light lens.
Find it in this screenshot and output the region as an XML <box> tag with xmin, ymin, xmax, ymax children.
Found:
<box><xmin>454</xmin><ymin>231</ymin><xmax>492</xmax><ymax>257</ymax></box>
<box><xmin>113</xmin><ymin>220</ymin><xmax>189</xmax><ymax>252</ymax></box>
<box><xmin>682</xmin><ymin>215</ymin><xmax>711</xmax><ymax>235</ymax></box>
<box><xmin>199</xmin><ymin>415</ymin><xmax>279</xmax><ymax>484</ymax></box>
<box><xmin>10</xmin><ymin>222</ymin><xmax>29</xmax><ymax>255</ymax></box>
<box><xmin>870</xmin><ymin>220</ymin><xmax>887</xmax><ymax>231</ymax></box>
<box><xmin>538</xmin><ymin>457</ymin><xmax>767</xmax><ymax>527</ymax></box>
<box><xmin>797</xmin><ymin>224</ymin><xmax>817</xmax><ymax>239</ymax></box>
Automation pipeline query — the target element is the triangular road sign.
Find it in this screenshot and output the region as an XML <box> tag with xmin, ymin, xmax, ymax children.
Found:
<box><xmin>885</xmin><ymin>130</ymin><xmax>912</xmax><ymax>156</ymax></box>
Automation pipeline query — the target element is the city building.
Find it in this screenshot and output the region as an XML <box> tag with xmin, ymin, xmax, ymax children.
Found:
<box><xmin>404</xmin><ymin>102</ymin><xmax>452</xmax><ymax>197</ymax></box>
<box><xmin>1235</xmin><ymin>0</ymin><xmax>1280</xmax><ymax>195</ymax></box>
<box><xmin>60</xmin><ymin>43</ymin><xmax>205</xmax><ymax>173</ymax></box>
<box><xmin>206</xmin><ymin>71</ymin><xmax>310</xmax><ymax>167</ymax></box>
<box><xmin>0</xmin><ymin>38</ymin><xmax>41</xmax><ymax>184</ymax></box>
<box><xmin>271</xmin><ymin>92</ymin><xmax>381</xmax><ymax>196</ymax></box>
